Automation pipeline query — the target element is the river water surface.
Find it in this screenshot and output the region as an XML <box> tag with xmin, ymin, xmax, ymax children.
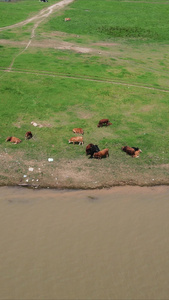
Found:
<box><xmin>0</xmin><ymin>186</ymin><xmax>169</xmax><ymax>299</ymax></box>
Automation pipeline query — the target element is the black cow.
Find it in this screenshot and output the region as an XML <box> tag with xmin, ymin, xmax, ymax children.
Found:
<box><xmin>131</xmin><ymin>147</ymin><xmax>139</xmax><ymax>151</ymax></box>
<box><xmin>86</xmin><ymin>143</ymin><xmax>100</xmax><ymax>158</ymax></box>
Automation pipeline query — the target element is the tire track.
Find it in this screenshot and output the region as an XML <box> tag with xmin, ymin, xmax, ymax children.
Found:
<box><xmin>2</xmin><ymin>67</ymin><xmax>169</xmax><ymax>93</ymax></box>
<box><xmin>0</xmin><ymin>0</ymin><xmax>168</xmax><ymax>94</ymax></box>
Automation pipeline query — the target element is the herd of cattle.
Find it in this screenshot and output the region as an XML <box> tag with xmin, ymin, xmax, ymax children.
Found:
<box><xmin>5</xmin><ymin>118</ymin><xmax>142</xmax><ymax>159</ymax></box>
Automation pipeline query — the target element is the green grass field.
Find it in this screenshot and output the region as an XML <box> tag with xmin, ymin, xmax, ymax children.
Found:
<box><xmin>0</xmin><ymin>71</ymin><xmax>168</xmax><ymax>161</ymax></box>
<box><xmin>0</xmin><ymin>0</ymin><xmax>169</xmax><ymax>188</ymax></box>
<box><xmin>42</xmin><ymin>0</ymin><xmax>169</xmax><ymax>42</ymax></box>
<box><xmin>1</xmin><ymin>45</ymin><xmax>169</xmax><ymax>89</ymax></box>
<box><xmin>0</xmin><ymin>0</ymin><xmax>60</xmax><ymax>27</ymax></box>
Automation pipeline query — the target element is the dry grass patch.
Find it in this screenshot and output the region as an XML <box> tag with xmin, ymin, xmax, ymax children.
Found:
<box><xmin>68</xmin><ymin>105</ymin><xmax>94</xmax><ymax>120</ymax></box>
<box><xmin>140</xmin><ymin>104</ymin><xmax>156</xmax><ymax>112</ymax></box>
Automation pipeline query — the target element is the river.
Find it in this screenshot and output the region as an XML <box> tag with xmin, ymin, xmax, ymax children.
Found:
<box><xmin>0</xmin><ymin>186</ymin><xmax>169</xmax><ymax>299</ymax></box>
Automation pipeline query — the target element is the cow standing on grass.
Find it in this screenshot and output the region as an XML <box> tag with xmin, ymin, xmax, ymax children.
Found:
<box><xmin>73</xmin><ymin>128</ymin><xmax>84</xmax><ymax>135</ymax></box>
<box><xmin>97</xmin><ymin>119</ymin><xmax>112</xmax><ymax>127</ymax></box>
<box><xmin>86</xmin><ymin>143</ymin><xmax>100</xmax><ymax>158</ymax></box>
<box><xmin>69</xmin><ymin>136</ymin><xmax>84</xmax><ymax>145</ymax></box>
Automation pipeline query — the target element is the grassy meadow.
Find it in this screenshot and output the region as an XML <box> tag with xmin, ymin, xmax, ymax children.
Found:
<box><xmin>0</xmin><ymin>0</ymin><xmax>60</xmax><ymax>28</ymax></box>
<box><xmin>2</xmin><ymin>45</ymin><xmax>169</xmax><ymax>89</ymax></box>
<box><xmin>0</xmin><ymin>0</ymin><xmax>169</xmax><ymax>188</ymax></box>
<box><xmin>42</xmin><ymin>0</ymin><xmax>169</xmax><ymax>42</ymax></box>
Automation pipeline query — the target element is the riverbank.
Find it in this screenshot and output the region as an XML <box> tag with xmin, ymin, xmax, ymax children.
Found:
<box><xmin>1</xmin><ymin>152</ymin><xmax>169</xmax><ymax>189</ymax></box>
<box><xmin>0</xmin><ymin>1</ymin><xmax>169</xmax><ymax>191</ymax></box>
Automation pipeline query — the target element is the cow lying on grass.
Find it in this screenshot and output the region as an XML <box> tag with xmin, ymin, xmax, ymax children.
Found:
<box><xmin>65</xmin><ymin>18</ymin><xmax>71</xmax><ymax>22</ymax></box>
<box><xmin>93</xmin><ymin>148</ymin><xmax>109</xmax><ymax>159</ymax></box>
<box><xmin>133</xmin><ymin>149</ymin><xmax>142</xmax><ymax>158</ymax></box>
<box><xmin>86</xmin><ymin>143</ymin><xmax>100</xmax><ymax>158</ymax></box>
<box><xmin>69</xmin><ymin>136</ymin><xmax>84</xmax><ymax>145</ymax></box>
<box><xmin>73</xmin><ymin>128</ymin><xmax>84</xmax><ymax>135</ymax></box>
<box><xmin>97</xmin><ymin>119</ymin><xmax>112</xmax><ymax>127</ymax></box>
<box><xmin>122</xmin><ymin>146</ymin><xmax>142</xmax><ymax>158</ymax></box>
<box><xmin>25</xmin><ymin>131</ymin><xmax>33</xmax><ymax>140</ymax></box>
<box><xmin>6</xmin><ymin>137</ymin><xmax>21</xmax><ymax>144</ymax></box>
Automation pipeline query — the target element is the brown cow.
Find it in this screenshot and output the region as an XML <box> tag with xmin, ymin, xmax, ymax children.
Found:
<box><xmin>73</xmin><ymin>128</ymin><xmax>84</xmax><ymax>135</ymax></box>
<box><xmin>93</xmin><ymin>148</ymin><xmax>109</xmax><ymax>159</ymax></box>
<box><xmin>25</xmin><ymin>131</ymin><xmax>33</xmax><ymax>140</ymax></box>
<box><xmin>132</xmin><ymin>149</ymin><xmax>142</xmax><ymax>158</ymax></box>
<box><xmin>6</xmin><ymin>136</ymin><xmax>22</xmax><ymax>144</ymax></box>
<box><xmin>65</xmin><ymin>18</ymin><xmax>71</xmax><ymax>22</ymax></box>
<box><xmin>69</xmin><ymin>136</ymin><xmax>84</xmax><ymax>145</ymax></box>
<box><xmin>97</xmin><ymin>119</ymin><xmax>112</xmax><ymax>127</ymax></box>
<box><xmin>122</xmin><ymin>146</ymin><xmax>142</xmax><ymax>158</ymax></box>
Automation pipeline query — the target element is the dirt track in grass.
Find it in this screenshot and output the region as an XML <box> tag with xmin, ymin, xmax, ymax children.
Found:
<box><xmin>1</xmin><ymin>0</ymin><xmax>169</xmax><ymax>93</ymax></box>
<box><xmin>0</xmin><ymin>0</ymin><xmax>76</xmax><ymax>70</ymax></box>
<box><xmin>0</xmin><ymin>0</ymin><xmax>75</xmax><ymax>31</ymax></box>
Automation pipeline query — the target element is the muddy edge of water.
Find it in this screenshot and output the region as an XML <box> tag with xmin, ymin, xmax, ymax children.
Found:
<box><xmin>1</xmin><ymin>184</ymin><xmax>169</xmax><ymax>195</ymax></box>
<box><xmin>1</xmin><ymin>181</ymin><xmax>169</xmax><ymax>190</ymax></box>
<box><xmin>0</xmin><ymin>179</ymin><xmax>169</xmax><ymax>190</ymax></box>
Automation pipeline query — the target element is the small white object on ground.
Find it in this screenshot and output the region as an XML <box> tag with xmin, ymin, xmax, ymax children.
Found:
<box><xmin>31</xmin><ymin>122</ymin><xmax>38</xmax><ymax>127</ymax></box>
<box><xmin>48</xmin><ymin>158</ymin><xmax>54</xmax><ymax>162</ymax></box>
<box><xmin>28</xmin><ymin>167</ymin><xmax>34</xmax><ymax>172</ymax></box>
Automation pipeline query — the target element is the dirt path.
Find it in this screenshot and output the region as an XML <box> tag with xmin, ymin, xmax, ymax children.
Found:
<box><xmin>0</xmin><ymin>0</ymin><xmax>75</xmax><ymax>32</ymax></box>
<box><xmin>0</xmin><ymin>38</ymin><xmax>98</xmax><ymax>54</ymax></box>
<box><xmin>0</xmin><ymin>0</ymin><xmax>75</xmax><ymax>70</ymax></box>
<box><xmin>1</xmin><ymin>0</ymin><xmax>169</xmax><ymax>94</ymax></box>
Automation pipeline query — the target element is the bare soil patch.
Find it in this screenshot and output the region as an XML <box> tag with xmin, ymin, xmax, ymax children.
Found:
<box><xmin>155</xmin><ymin>164</ymin><xmax>169</xmax><ymax>169</ymax></box>
<box><xmin>0</xmin><ymin>38</ymin><xmax>110</xmax><ymax>55</ymax></box>
<box><xmin>68</xmin><ymin>106</ymin><xmax>94</xmax><ymax>120</ymax></box>
<box><xmin>140</xmin><ymin>104</ymin><xmax>156</xmax><ymax>112</ymax></box>
<box><xmin>0</xmin><ymin>151</ymin><xmax>168</xmax><ymax>189</ymax></box>
<box><xmin>93</xmin><ymin>42</ymin><xmax>118</xmax><ymax>47</ymax></box>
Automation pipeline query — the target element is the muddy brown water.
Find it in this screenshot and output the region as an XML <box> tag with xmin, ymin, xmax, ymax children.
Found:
<box><xmin>0</xmin><ymin>186</ymin><xmax>169</xmax><ymax>300</ymax></box>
